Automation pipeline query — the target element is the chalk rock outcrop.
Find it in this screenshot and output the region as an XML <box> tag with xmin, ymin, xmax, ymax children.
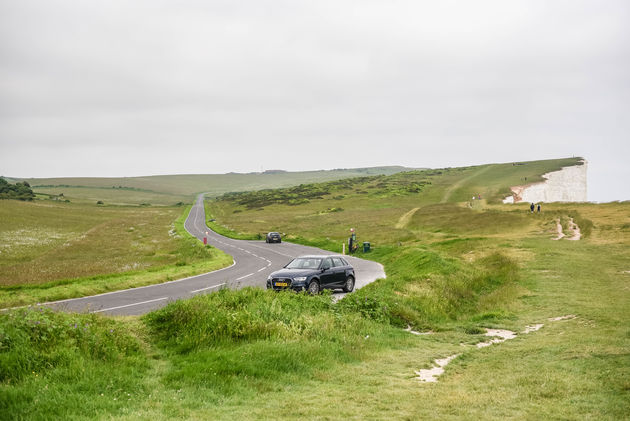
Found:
<box><xmin>503</xmin><ymin>161</ymin><xmax>587</xmax><ymax>203</ymax></box>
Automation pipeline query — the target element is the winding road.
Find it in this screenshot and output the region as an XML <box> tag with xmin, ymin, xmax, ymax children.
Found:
<box><xmin>47</xmin><ymin>195</ymin><xmax>385</xmax><ymax>316</ymax></box>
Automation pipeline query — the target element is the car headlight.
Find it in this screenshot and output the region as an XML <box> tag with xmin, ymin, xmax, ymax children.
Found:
<box><xmin>293</xmin><ymin>276</ymin><xmax>307</xmax><ymax>282</ymax></box>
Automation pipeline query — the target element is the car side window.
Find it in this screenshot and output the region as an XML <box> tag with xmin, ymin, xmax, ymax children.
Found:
<box><xmin>332</xmin><ymin>257</ymin><xmax>343</xmax><ymax>267</ymax></box>
<box><xmin>321</xmin><ymin>258</ymin><xmax>332</xmax><ymax>270</ymax></box>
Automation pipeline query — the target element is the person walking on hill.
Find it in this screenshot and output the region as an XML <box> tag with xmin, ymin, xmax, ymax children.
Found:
<box><xmin>530</xmin><ymin>203</ymin><xmax>535</xmax><ymax>213</ymax></box>
<box><xmin>537</xmin><ymin>204</ymin><xmax>541</xmax><ymax>213</ymax></box>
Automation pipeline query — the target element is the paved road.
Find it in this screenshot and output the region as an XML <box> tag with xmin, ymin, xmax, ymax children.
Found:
<box><xmin>48</xmin><ymin>195</ymin><xmax>385</xmax><ymax>316</ymax></box>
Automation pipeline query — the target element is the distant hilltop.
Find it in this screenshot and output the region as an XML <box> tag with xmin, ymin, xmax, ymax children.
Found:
<box><xmin>503</xmin><ymin>160</ymin><xmax>587</xmax><ymax>203</ymax></box>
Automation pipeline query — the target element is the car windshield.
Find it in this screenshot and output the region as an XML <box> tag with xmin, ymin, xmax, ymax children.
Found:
<box><xmin>285</xmin><ymin>257</ymin><xmax>322</xmax><ymax>269</ymax></box>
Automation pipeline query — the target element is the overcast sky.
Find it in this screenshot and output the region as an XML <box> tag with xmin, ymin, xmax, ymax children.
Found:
<box><xmin>1</xmin><ymin>1</ymin><xmax>628</xmax><ymax>201</ymax></box>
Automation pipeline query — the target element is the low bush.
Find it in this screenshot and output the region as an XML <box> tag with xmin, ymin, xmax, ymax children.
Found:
<box><xmin>144</xmin><ymin>288</ymin><xmax>342</xmax><ymax>352</ymax></box>
<box><xmin>339</xmin><ymin>247</ymin><xmax>520</xmax><ymax>329</ymax></box>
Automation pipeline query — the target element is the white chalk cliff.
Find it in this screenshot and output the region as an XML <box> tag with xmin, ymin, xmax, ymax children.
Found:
<box><xmin>503</xmin><ymin>161</ymin><xmax>587</xmax><ymax>203</ymax></box>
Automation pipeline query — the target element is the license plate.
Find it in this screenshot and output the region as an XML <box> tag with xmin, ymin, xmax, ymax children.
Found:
<box><xmin>275</xmin><ymin>282</ymin><xmax>288</xmax><ymax>287</ymax></box>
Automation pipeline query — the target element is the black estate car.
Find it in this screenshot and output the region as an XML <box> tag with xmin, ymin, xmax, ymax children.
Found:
<box><xmin>266</xmin><ymin>255</ymin><xmax>355</xmax><ymax>294</ymax></box>
<box><xmin>265</xmin><ymin>232</ymin><xmax>281</xmax><ymax>243</ymax></box>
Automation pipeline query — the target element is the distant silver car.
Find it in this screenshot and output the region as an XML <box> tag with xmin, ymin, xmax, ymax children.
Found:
<box><xmin>265</xmin><ymin>232</ymin><xmax>281</xmax><ymax>243</ymax></box>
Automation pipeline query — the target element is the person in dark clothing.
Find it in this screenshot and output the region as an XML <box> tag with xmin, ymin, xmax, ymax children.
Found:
<box><xmin>530</xmin><ymin>203</ymin><xmax>535</xmax><ymax>213</ymax></box>
<box><xmin>537</xmin><ymin>204</ymin><xmax>541</xmax><ymax>213</ymax></box>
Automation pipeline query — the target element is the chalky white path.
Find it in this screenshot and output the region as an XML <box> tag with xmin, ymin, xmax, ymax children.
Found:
<box><xmin>415</xmin><ymin>316</ymin><xmax>574</xmax><ymax>383</ymax></box>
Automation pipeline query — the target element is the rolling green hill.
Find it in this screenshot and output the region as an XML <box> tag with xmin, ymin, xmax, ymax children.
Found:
<box><xmin>2</xmin><ymin>156</ymin><xmax>628</xmax><ymax>420</ymax></box>
<box><xmin>17</xmin><ymin>166</ymin><xmax>413</xmax><ymax>205</ymax></box>
<box><xmin>205</xmin><ymin>157</ymin><xmax>584</xmax><ymax>246</ymax></box>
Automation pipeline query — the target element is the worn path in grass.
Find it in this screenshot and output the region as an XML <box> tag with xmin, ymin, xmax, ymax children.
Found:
<box><xmin>48</xmin><ymin>195</ymin><xmax>384</xmax><ymax>315</ymax></box>
<box><xmin>441</xmin><ymin>165</ymin><xmax>492</xmax><ymax>203</ymax></box>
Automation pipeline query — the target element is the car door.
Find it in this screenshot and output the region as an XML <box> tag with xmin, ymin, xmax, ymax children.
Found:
<box><xmin>319</xmin><ymin>257</ymin><xmax>335</xmax><ymax>288</ymax></box>
<box><xmin>331</xmin><ymin>257</ymin><xmax>346</xmax><ymax>287</ymax></box>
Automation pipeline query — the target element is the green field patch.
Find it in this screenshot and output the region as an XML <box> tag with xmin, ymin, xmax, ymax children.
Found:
<box><xmin>0</xmin><ymin>203</ymin><xmax>232</xmax><ymax>307</ymax></box>
<box><xmin>408</xmin><ymin>203</ymin><xmax>535</xmax><ymax>236</ymax></box>
<box><xmin>0</xmin><ymin>307</ymin><xmax>149</xmax><ymax>420</ymax></box>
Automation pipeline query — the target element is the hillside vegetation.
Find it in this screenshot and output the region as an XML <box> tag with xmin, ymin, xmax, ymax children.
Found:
<box><xmin>207</xmin><ymin>157</ymin><xmax>582</xmax><ymax>247</ymax></box>
<box><xmin>21</xmin><ymin>166</ymin><xmax>412</xmax><ymax>206</ymax></box>
<box><xmin>2</xmin><ymin>157</ymin><xmax>628</xmax><ymax>420</ymax></box>
<box><xmin>0</xmin><ymin>178</ymin><xmax>34</xmax><ymax>201</ymax></box>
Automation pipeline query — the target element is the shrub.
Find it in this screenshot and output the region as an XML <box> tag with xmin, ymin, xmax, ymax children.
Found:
<box><xmin>0</xmin><ymin>177</ymin><xmax>35</xmax><ymax>201</ymax></box>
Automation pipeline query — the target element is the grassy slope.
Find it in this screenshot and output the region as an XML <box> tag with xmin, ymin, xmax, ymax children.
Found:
<box><xmin>0</xmin><ymin>201</ymin><xmax>232</xmax><ymax>307</ymax></box>
<box><xmin>205</xmin><ymin>158</ymin><xmax>582</xmax><ymax>249</ymax></box>
<box><xmin>202</xmin><ymin>212</ymin><xmax>628</xmax><ymax>420</ymax></box>
<box><xmin>191</xmin><ymin>156</ymin><xmax>628</xmax><ymax>419</ymax></box>
<box><xmin>2</xmin><ymin>157</ymin><xmax>628</xmax><ymax>419</ymax></box>
<box><xmin>21</xmin><ymin>166</ymin><xmax>412</xmax><ymax>205</ymax></box>
<box><xmin>438</xmin><ymin>157</ymin><xmax>581</xmax><ymax>203</ymax></box>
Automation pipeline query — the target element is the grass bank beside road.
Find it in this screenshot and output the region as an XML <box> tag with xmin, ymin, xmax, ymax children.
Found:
<box><xmin>0</xmin><ymin>202</ymin><xmax>232</xmax><ymax>308</ymax></box>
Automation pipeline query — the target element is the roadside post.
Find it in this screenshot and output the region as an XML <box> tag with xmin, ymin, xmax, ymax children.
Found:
<box><xmin>204</xmin><ymin>231</ymin><xmax>208</xmax><ymax>245</ymax></box>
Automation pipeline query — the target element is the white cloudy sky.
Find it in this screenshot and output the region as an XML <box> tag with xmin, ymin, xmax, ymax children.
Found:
<box><xmin>1</xmin><ymin>0</ymin><xmax>628</xmax><ymax>201</ymax></box>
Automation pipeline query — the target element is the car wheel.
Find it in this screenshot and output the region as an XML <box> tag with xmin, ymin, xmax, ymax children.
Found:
<box><xmin>342</xmin><ymin>276</ymin><xmax>355</xmax><ymax>293</ymax></box>
<box><xmin>307</xmin><ymin>280</ymin><xmax>320</xmax><ymax>295</ymax></box>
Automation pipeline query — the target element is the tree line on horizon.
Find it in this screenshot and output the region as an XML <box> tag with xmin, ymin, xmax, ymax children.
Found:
<box><xmin>0</xmin><ymin>177</ymin><xmax>35</xmax><ymax>201</ymax></box>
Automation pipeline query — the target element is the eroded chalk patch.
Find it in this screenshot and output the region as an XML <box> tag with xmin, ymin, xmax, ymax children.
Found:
<box><xmin>416</xmin><ymin>323</ymin><xmax>546</xmax><ymax>384</ymax></box>
<box><xmin>405</xmin><ymin>325</ymin><xmax>433</xmax><ymax>336</ymax></box>
<box><xmin>523</xmin><ymin>324</ymin><xmax>544</xmax><ymax>333</ymax></box>
<box><xmin>548</xmin><ymin>315</ymin><xmax>576</xmax><ymax>321</ymax></box>
<box><xmin>476</xmin><ymin>329</ymin><xmax>517</xmax><ymax>348</ymax></box>
<box><xmin>415</xmin><ymin>354</ymin><xmax>460</xmax><ymax>383</ymax></box>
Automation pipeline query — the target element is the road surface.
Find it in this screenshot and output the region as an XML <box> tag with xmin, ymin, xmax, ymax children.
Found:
<box><xmin>48</xmin><ymin>195</ymin><xmax>385</xmax><ymax>316</ymax></box>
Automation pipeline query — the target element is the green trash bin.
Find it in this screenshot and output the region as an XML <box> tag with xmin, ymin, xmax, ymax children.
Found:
<box><xmin>363</xmin><ymin>242</ymin><xmax>371</xmax><ymax>252</ymax></box>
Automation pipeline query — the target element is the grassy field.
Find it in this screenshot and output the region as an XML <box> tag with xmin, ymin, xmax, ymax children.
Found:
<box><xmin>32</xmin><ymin>186</ymin><xmax>191</xmax><ymax>206</ymax></box>
<box><xmin>0</xmin><ymin>201</ymin><xmax>232</xmax><ymax>308</ymax></box>
<box><xmin>1</xmin><ymin>157</ymin><xmax>628</xmax><ymax>419</ymax></box>
<box><xmin>20</xmin><ymin>166</ymin><xmax>413</xmax><ymax>206</ymax></box>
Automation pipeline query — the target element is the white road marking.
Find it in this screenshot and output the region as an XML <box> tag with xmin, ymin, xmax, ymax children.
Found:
<box><xmin>190</xmin><ymin>283</ymin><xmax>227</xmax><ymax>293</ymax></box>
<box><xmin>236</xmin><ymin>273</ymin><xmax>254</xmax><ymax>280</ymax></box>
<box><xmin>27</xmin><ymin>259</ymin><xmax>237</xmax><ymax>308</ymax></box>
<box><xmin>257</xmin><ymin>267</ymin><xmax>266</xmax><ymax>272</ymax></box>
<box><xmin>92</xmin><ymin>297</ymin><xmax>168</xmax><ymax>313</ymax></box>
<box><xmin>245</xmin><ymin>242</ymin><xmax>295</xmax><ymax>258</ymax></box>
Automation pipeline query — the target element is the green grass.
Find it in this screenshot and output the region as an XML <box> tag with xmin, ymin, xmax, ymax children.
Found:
<box><xmin>1</xmin><ymin>157</ymin><xmax>628</xmax><ymax>419</ymax></box>
<box><xmin>0</xmin><ymin>202</ymin><xmax>232</xmax><ymax>308</ymax></box>
<box><xmin>31</xmin><ymin>186</ymin><xmax>190</xmax><ymax>206</ymax></box>
<box><xmin>21</xmin><ymin>166</ymin><xmax>413</xmax><ymax>200</ymax></box>
<box><xmin>205</xmin><ymin>158</ymin><xmax>584</xmax><ymax>250</ymax></box>
<box><xmin>0</xmin><ymin>308</ymin><xmax>149</xmax><ymax>421</ymax></box>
